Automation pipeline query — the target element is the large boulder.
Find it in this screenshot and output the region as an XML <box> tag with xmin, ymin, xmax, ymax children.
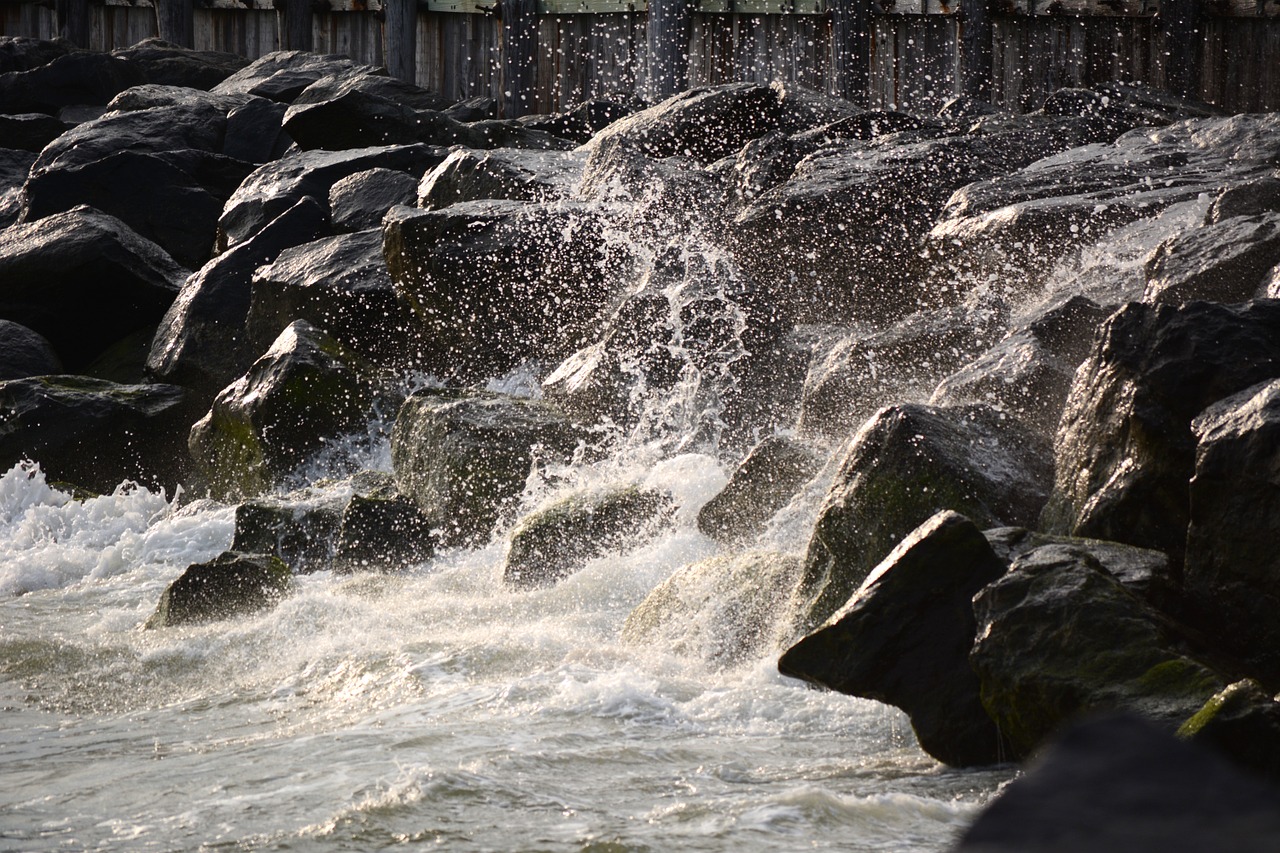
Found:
<box><xmin>231</xmin><ymin>487</ymin><xmax>347</xmax><ymax>574</ymax></box>
<box><xmin>0</xmin><ymin>206</ymin><xmax>187</xmax><ymax>371</ymax></box>
<box><xmin>0</xmin><ymin>375</ymin><xmax>191</xmax><ymax>495</ymax></box>
<box><xmin>218</xmin><ymin>143</ymin><xmax>446</xmax><ymax>251</ymax></box>
<box><xmin>952</xmin><ymin>713</ymin><xmax>1280</xmax><ymax>853</ymax></box>
<box><xmin>697</xmin><ymin>436</ymin><xmax>822</xmax><ymax>546</ymax></box>
<box><xmin>1183</xmin><ymin>378</ymin><xmax>1280</xmax><ymax>682</ymax></box>
<box><xmin>145</xmin><ymin>551</ymin><xmax>291</xmax><ymax>628</ymax></box>
<box><xmin>1178</xmin><ymin>679</ymin><xmax>1280</xmax><ymax>787</ymax></box>
<box><xmin>0</xmin><ymin>38</ymin><xmax>74</xmax><ymax>75</ymax></box>
<box><xmin>0</xmin><ymin>148</ymin><xmax>33</xmax><ymax>227</ymax></box>
<box><xmin>0</xmin><ymin>112</ymin><xmax>67</xmax><ymax>152</ymax></box>
<box><xmin>147</xmin><ymin>196</ymin><xmax>330</xmax><ymax>403</ymax></box>
<box><xmin>383</xmin><ymin>199</ymin><xmax>613</xmax><ymax>382</ymax></box>
<box><xmin>111</xmin><ymin>39</ymin><xmax>250</xmax><ymax>90</ymax></box>
<box><xmin>779</xmin><ymin>511</ymin><xmax>1009</xmax><ymax>767</ymax></box>
<box><xmin>0</xmin><ymin>52</ymin><xmax>146</xmax><ymax>115</ymax></box>
<box><xmin>333</xmin><ymin>471</ymin><xmax>436</xmax><ymax>572</ymax></box>
<box><xmin>1041</xmin><ymin>299</ymin><xmax>1280</xmax><ymax>568</ymax></box>
<box><xmin>391</xmin><ymin>390</ymin><xmax>586</xmax><ymax>547</ymax></box>
<box><xmin>188</xmin><ymin>321</ymin><xmax>375</xmax><ymax>499</ymax></box>
<box><xmin>503</xmin><ymin>486</ymin><xmax>674</xmax><ymax>588</ymax></box>
<box><xmin>623</xmin><ymin>551</ymin><xmax>803</xmax><ymax>666</ymax></box>
<box><xmin>210</xmin><ymin>50</ymin><xmax>364</xmax><ymax>103</ymax></box>
<box><xmin>281</xmin><ymin>71</ymin><xmax>454</xmax><ymax>150</ymax></box>
<box><xmin>797</xmin><ymin>402</ymin><xmax>1052</xmax><ymax>631</ymax></box>
<box><xmin>416</xmin><ymin>147</ymin><xmax>586</xmax><ymax>210</ymax></box>
<box><xmin>247</xmin><ymin>228</ymin><xmax>422</xmax><ymax>372</ymax></box>
<box><xmin>0</xmin><ymin>319</ymin><xmax>60</xmax><ymax>379</ymax></box>
<box><xmin>970</xmin><ymin>542</ymin><xmax>1226</xmax><ymax>760</ymax></box>
<box><xmin>1143</xmin><ymin>212</ymin><xmax>1280</xmax><ymax>305</ymax></box>
<box><xmin>328</xmin><ymin>168</ymin><xmax>419</xmax><ymax>232</ymax></box>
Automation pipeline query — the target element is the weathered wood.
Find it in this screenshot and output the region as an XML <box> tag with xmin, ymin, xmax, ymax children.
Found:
<box><xmin>154</xmin><ymin>0</ymin><xmax>194</xmax><ymax>46</ymax></box>
<box><xmin>961</xmin><ymin>0</ymin><xmax>993</xmax><ymax>99</ymax></box>
<box><xmin>499</xmin><ymin>0</ymin><xmax>539</xmax><ymax>115</ymax></box>
<box><xmin>385</xmin><ymin>0</ymin><xmax>417</xmax><ymax>81</ymax></box>
<box><xmin>831</xmin><ymin>0</ymin><xmax>872</xmax><ymax>101</ymax></box>
<box><xmin>1162</xmin><ymin>0</ymin><xmax>1202</xmax><ymax>97</ymax></box>
<box><xmin>647</xmin><ymin>0</ymin><xmax>693</xmax><ymax>96</ymax></box>
<box><xmin>871</xmin><ymin>13</ymin><xmax>958</xmax><ymax>110</ymax></box>
<box><xmin>279</xmin><ymin>0</ymin><xmax>313</xmax><ymax>50</ymax></box>
<box><xmin>55</xmin><ymin>0</ymin><xmax>91</xmax><ymax>47</ymax></box>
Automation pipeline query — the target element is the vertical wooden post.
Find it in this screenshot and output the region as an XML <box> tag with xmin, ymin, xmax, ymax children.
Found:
<box><xmin>960</xmin><ymin>0</ymin><xmax>992</xmax><ymax>102</ymax></box>
<box><xmin>646</xmin><ymin>0</ymin><xmax>692</xmax><ymax>99</ymax></box>
<box><xmin>499</xmin><ymin>0</ymin><xmax>538</xmax><ymax>117</ymax></box>
<box><xmin>154</xmin><ymin>0</ymin><xmax>195</xmax><ymax>48</ymax></box>
<box><xmin>278</xmin><ymin>0</ymin><xmax>314</xmax><ymax>51</ymax></box>
<box><xmin>1162</xmin><ymin>0</ymin><xmax>1203</xmax><ymax>99</ymax></box>
<box><xmin>385</xmin><ymin>0</ymin><xmax>418</xmax><ymax>83</ymax></box>
<box><xmin>829</xmin><ymin>0</ymin><xmax>870</xmax><ymax>105</ymax></box>
<box><xmin>54</xmin><ymin>0</ymin><xmax>91</xmax><ymax>48</ymax></box>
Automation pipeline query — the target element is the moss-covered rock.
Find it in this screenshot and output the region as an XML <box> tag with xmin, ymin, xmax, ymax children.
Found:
<box><xmin>623</xmin><ymin>551</ymin><xmax>802</xmax><ymax>667</ymax></box>
<box><xmin>1178</xmin><ymin>679</ymin><xmax>1280</xmax><ymax>786</ymax></box>
<box><xmin>503</xmin><ymin>486</ymin><xmax>674</xmax><ymax>589</ymax></box>
<box><xmin>145</xmin><ymin>550</ymin><xmax>291</xmax><ymax>628</ymax></box>
<box><xmin>391</xmin><ymin>389</ymin><xmax>586</xmax><ymax>547</ymax></box>
<box><xmin>188</xmin><ymin>320</ymin><xmax>374</xmax><ymax>499</ymax></box>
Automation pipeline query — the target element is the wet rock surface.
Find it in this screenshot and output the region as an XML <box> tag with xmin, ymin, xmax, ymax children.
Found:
<box><xmin>146</xmin><ymin>550</ymin><xmax>291</xmax><ymax>628</ymax></box>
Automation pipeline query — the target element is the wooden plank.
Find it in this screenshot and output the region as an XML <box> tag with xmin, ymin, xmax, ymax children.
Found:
<box><xmin>648</xmin><ymin>0</ymin><xmax>693</xmax><ymax>95</ymax></box>
<box><xmin>540</xmin><ymin>0</ymin><xmax>646</xmax><ymax>12</ymax></box>
<box><xmin>206</xmin><ymin>0</ymin><xmax>276</xmax><ymax>10</ymax></box>
<box><xmin>155</xmin><ymin>0</ymin><xmax>194</xmax><ymax>46</ymax></box>
<box><xmin>386</xmin><ymin>0</ymin><xmax>416</xmax><ymax>80</ymax></box>
<box><xmin>695</xmin><ymin>0</ymin><xmax>826</xmax><ymax>13</ymax></box>
<box><xmin>1205</xmin><ymin>0</ymin><xmax>1280</xmax><ymax>16</ymax></box>
<box><xmin>962</xmin><ymin>0</ymin><xmax>994</xmax><ymax>98</ymax></box>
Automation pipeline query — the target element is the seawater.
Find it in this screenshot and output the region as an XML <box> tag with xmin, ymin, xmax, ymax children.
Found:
<box><xmin>0</xmin><ymin>452</ymin><xmax>1009</xmax><ymax>852</ymax></box>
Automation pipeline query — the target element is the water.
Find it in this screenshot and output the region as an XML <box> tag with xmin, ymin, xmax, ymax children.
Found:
<box><xmin>0</xmin><ymin>450</ymin><xmax>1009</xmax><ymax>852</ymax></box>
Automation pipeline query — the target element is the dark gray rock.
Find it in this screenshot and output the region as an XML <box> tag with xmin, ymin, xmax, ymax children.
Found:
<box><xmin>952</xmin><ymin>714</ymin><xmax>1280</xmax><ymax>853</ymax></box>
<box><xmin>328</xmin><ymin>168</ymin><xmax>418</xmax><ymax>232</ymax></box>
<box><xmin>145</xmin><ymin>551</ymin><xmax>291</xmax><ymax>628</ymax></box>
<box><xmin>218</xmin><ymin>143</ymin><xmax>445</xmax><ymax>250</ymax></box>
<box><xmin>970</xmin><ymin>543</ymin><xmax>1225</xmax><ymax>760</ymax></box>
<box><xmin>514</xmin><ymin>96</ymin><xmax>637</xmax><ymax>144</ymax></box>
<box><xmin>188</xmin><ymin>320</ymin><xmax>374</xmax><ymax>499</ymax></box>
<box><xmin>148</xmin><ymin>196</ymin><xmax>330</xmax><ymax>403</ymax></box>
<box><xmin>281</xmin><ymin>72</ymin><xmax>454</xmax><ymax>150</ymax></box>
<box><xmin>0</xmin><ymin>38</ymin><xmax>74</xmax><ymax>74</ymax></box>
<box><xmin>1041</xmin><ymin>299</ymin><xmax>1280</xmax><ymax>568</ymax></box>
<box><xmin>443</xmin><ymin>96</ymin><xmax>497</xmax><ymax>123</ymax></box>
<box><xmin>222</xmin><ymin>96</ymin><xmax>291</xmax><ymax>164</ymax></box>
<box><xmin>1179</xmin><ymin>679</ymin><xmax>1280</xmax><ymax>788</ymax></box>
<box><xmin>391</xmin><ymin>390</ymin><xmax>586</xmax><ymax>547</ymax></box>
<box><xmin>111</xmin><ymin>38</ymin><xmax>249</xmax><ymax>90</ymax></box>
<box><xmin>1184</xmin><ymin>379</ymin><xmax>1280</xmax><ymax>682</ymax></box>
<box><xmin>0</xmin><ymin>375</ymin><xmax>191</xmax><ymax>495</ymax></box>
<box><xmin>697</xmin><ymin>436</ymin><xmax>822</xmax><ymax>546</ymax></box>
<box><xmin>416</xmin><ymin>147</ymin><xmax>585</xmax><ymax>210</ymax></box>
<box><xmin>210</xmin><ymin>50</ymin><xmax>364</xmax><ymax>103</ymax></box>
<box><xmin>503</xmin><ymin>486</ymin><xmax>675</xmax><ymax>588</ymax></box>
<box><xmin>0</xmin><ymin>205</ymin><xmax>187</xmax><ymax>371</ymax></box>
<box><xmin>247</xmin><ymin>228</ymin><xmax>422</xmax><ymax>372</ymax></box>
<box><xmin>780</xmin><ymin>511</ymin><xmax>1009</xmax><ymax>767</ymax></box>
<box><xmin>1144</xmin><ymin>212</ymin><xmax>1280</xmax><ymax>305</ymax></box>
<box><xmin>0</xmin><ymin>319</ymin><xmax>60</xmax><ymax>379</ymax></box>
<box><xmin>334</xmin><ymin>471</ymin><xmax>436</xmax><ymax>572</ymax></box>
<box><xmin>0</xmin><ymin>148</ymin><xmax>33</xmax><ymax>227</ymax></box>
<box><xmin>384</xmin><ymin>199</ymin><xmax>612</xmax><ymax>383</ymax></box>
<box><xmin>0</xmin><ymin>112</ymin><xmax>67</xmax><ymax>152</ymax></box>
<box><xmin>232</xmin><ymin>487</ymin><xmax>346</xmax><ymax>574</ymax></box>
<box><xmin>0</xmin><ymin>52</ymin><xmax>146</xmax><ymax>115</ymax></box>
<box><xmin>797</xmin><ymin>402</ymin><xmax>1053</xmax><ymax>630</ymax></box>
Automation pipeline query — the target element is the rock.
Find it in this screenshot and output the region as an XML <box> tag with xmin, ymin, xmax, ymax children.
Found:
<box><xmin>281</xmin><ymin>71</ymin><xmax>454</xmax><ymax>150</ymax></box>
<box><xmin>583</xmin><ymin>83</ymin><xmax>787</xmax><ymax>166</ymax></box>
<box><xmin>145</xmin><ymin>551</ymin><xmax>291</xmax><ymax>628</ymax></box>
<box><xmin>222</xmin><ymin>96</ymin><xmax>291</xmax><ymax>164</ymax></box>
<box><xmin>797</xmin><ymin>402</ymin><xmax>1052</xmax><ymax>630</ymax></box>
<box><xmin>384</xmin><ymin>199</ymin><xmax>612</xmax><ymax>382</ymax></box>
<box><xmin>416</xmin><ymin>147</ymin><xmax>585</xmax><ymax>210</ymax></box>
<box><xmin>1184</xmin><ymin>378</ymin><xmax>1280</xmax><ymax>681</ymax></box>
<box><xmin>188</xmin><ymin>320</ymin><xmax>374</xmax><ymax>499</ymax></box>
<box><xmin>1041</xmin><ymin>299</ymin><xmax>1280</xmax><ymax>568</ymax></box>
<box><xmin>0</xmin><ymin>52</ymin><xmax>146</xmax><ymax>115</ymax></box>
<box><xmin>449</xmin><ymin>118</ymin><xmax>575</xmax><ymax>151</ymax></box>
<box><xmin>952</xmin><ymin>713</ymin><xmax>1280</xmax><ymax>853</ymax></box>
<box><xmin>0</xmin><ymin>319</ymin><xmax>60</xmax><ymax>379</ymax></box>
<box><xmin>218</xmin><ymin>143</ymin><xmax>445</xmax><ymax>250</ymax></box>
<box><xmin>0</xmin><ymin>206</ymin><xmax>187</xmax><ymax>371</ymax></box>
<box><xmin>780</xmin><ymin>511</ymin><xmax>1009</xmax><ymax>767</ymax></box>
<box><xmin>1143</xmin><ymin>212</ymin><xmax>1280</xmax><ymax>304</ymax></box>
<box><xmin>147</xmin><ymin>196</ymin><xmax>330</xmax><ymax>403</ymax></box>
<box><xmin>443</xmin><ymin>96</ymin><xmax>497</xmax><ymax>123</ymax></box>
<box><xmin>719</xmin><ymin>130</ymin><xmax>819</xmax><ymax>206</ymax></box>
<box><xmin>797</xmin><ymin>302</ymin><xmax>1007</xmax><ymax>442</ymax></box>
<box><xmin>334</xmin><ymin>471</ymin><xmax>435</xmax><ymax>572</ymax></box>
<box><xmin>930</xmin><ymin>295</ymin><xmax>1110</xmax><ymax>439</ymax></box>
<box><xmin>0</xmin><ymin>148</ymin><xmax>32</xmax><ymax>227</ymax></box>
<box><xmin>1179</xmin><ymin>679</ymin><xmax>1280</xmax><ymax>787</ymax></box>
<box><xmin>515</xmin><ymin>96</ymin><xmax>637</xmax><ymax>144</ymax></box>
<box><xmin>0</xmin><ymin>112</ymin><xmax>67</xmax><ymax>152</ymax></box>
<box><xmin>231</xmin><ymin>487</ymin><xmax>346</xmax><ymax>574</ymax></box>
<box><xmin>970</xmin><ymin>542</ymin><xmax>1226</xmax><ymax>760</ymax></box>
<box><xmin>391</xmin><ymin>390</ymin><xmax>586</xmax><ymax>547</ymax></box>
<box><xmin>623</xmin><ymin>551</ymin><xmax>802</xmax><ymax>666</ymax></box>
<box><xmin>81</xmin><ymin>327</ymin><xmax>155</xmax><ymax>385</ymax></box>
<box><xmin>697</xmin><ymin>436</ymin><xmax>822</xmax><ymax>546</ymax></box>
<box><xmin>328</xmin><ymin>168</ymin><xmax>418</xmax><ymax>232</ymax></box>
<box><xmin>210</xmin><ymin>50</ymin><xmax>363</xmax><ymax>103</ymax></box>
<box><xmin>111</xmin><ymin>38</ymin><xmax>249</xmax><ymax>90</ymax></box>
<box><xmin>247</xmin><ymin>228</ymin><xmax>422</xmax><ymax>371</ymax></box>
<box><xmin>0</xmin><ymin>375</ymin><xmax>191</xmax><ymax>495</ymax></box>
<box><xmin>103</xmin><ymin>83</ymin><xmax>248</xmax><ymax>114</ymax></box>
<box><xmin>0</xmin><ymin>38</ymin><xmax>74</xmax><ymax>74</ymax></box>
<box><xmin>503</xmin><ymin>486</ymin><xmax>675</xmax><ymax>588</ymax></box>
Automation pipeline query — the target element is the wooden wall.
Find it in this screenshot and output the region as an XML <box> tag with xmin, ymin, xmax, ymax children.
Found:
<box><xmin>0</xmin><ymin>0</ymin><xmax>1276</xmax><ymax>114</ymax></box>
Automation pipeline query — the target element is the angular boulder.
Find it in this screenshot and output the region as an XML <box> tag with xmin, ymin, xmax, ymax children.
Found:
<box><xmin>328</xmin><ymin>168</ymin><xmax>419</xmax><ymax>232</ymax></box>
<box><xmin>1178</xmin><ymin>679</ymin><xmax>1280</xmax><ymax>787</ymax></box>
<box><xmin>503</xmin><ymin>486</ymin><xmax>675</xmax><ymax>588</ymax></box>
<box><xmin>1143</xmin><ymin>212</ymin><xmax>1280</xmax><ymax>305</ymax></box>
<box><xmin>281</xmin><ymin>71</ymin><xmax>454</xmax><ymax>150</ymax></box>
<box><xmin>0</xmin><ymin>319</ymin><xmax>61</xmax><ymax>379</ymax></box>
<box><xmin>391</xmin><ymin>390</ymin><xmax>586</xmax><ymax>547</ymax></box>
<box><xmin>210</xmin><ymin>50</ymin><xmax>363</xmax><ymax>103</ymax></box>
<box><xmin>1041</xmin><ymin>299</ymin><xmax>1280</xmax><ymax>567</ymax></box>
<box><xmin>188</xmin><ymin>321</ymin><xmax>374</xmax><ymax>499</ymax></box>
<box><xmin>416</xmin><ymin>147</ymin><xmax>585</xmax><ymax>210</ymax></box>
<box><xmin>697</xmin><ymin>436</ymin><xmax>822</xmax><ymax>546</ymax></box>
<box><xmin>231</xmin><ymin>487</ymin><xmax>347</xmax><ymax>574</ymax></box>
<box><xmin>0</xmin><ymin>52</ymin><xmax>145</xmax><ymax>115</ymax></box>
<box><xmin>334</xmin><ymin>471</ymin><xmax>436</xmax><ymax>572</ymax></box>
<box><xmin>0</xmin><ymin>112</ymin><xmax>67</xmax><ymax>152</ymax></box>
<box><xmin>797</xmin><ymin>402</ymin><xmax>1052</xmax><ymax>630</ymax></box>
<box><xmin>145</xmin><ymin>551</ymin><xmax>291</xmax><ymax>628</ymax></box>
<box><xmin>780</xmin><ymin>511</ymin><xmax>1009</xmax><ymax>767</ymax></box>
